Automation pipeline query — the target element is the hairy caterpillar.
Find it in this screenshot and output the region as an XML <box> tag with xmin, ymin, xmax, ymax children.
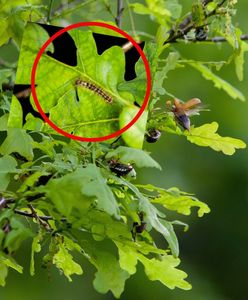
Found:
<box><xmin>75</xmin><ymin>79</ymin><xmax>113</xmax><ymax>103</ymax></box>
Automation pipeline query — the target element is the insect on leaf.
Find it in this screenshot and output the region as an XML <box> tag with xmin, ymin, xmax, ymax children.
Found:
<box><xmin>8</xmin><ymin>23</ymin><xmax>145</xmax><ymax>142</ymax></box>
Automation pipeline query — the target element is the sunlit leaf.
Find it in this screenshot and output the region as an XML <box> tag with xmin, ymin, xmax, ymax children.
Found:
<box><xmin>53</xmin><ymin>237</ymin><xmax>83</xmax><ymax>282</ymax></box>
<box><xmin>186</xmin><ymin>122</ymin><xmax>246</xmax><ymax>155</ymax></box>
<box><xmin>138</xmin><ymin>253</ymin><xmax>191</xmax><ymax>290</ymax></box>
<box><xmin>106</xmin><ymin>146</ymin><xmax>161</xmax><ymax>169</ymax></box>
<box><xmin>92</xmin><ymin>249</ymin><xmax>130</xmax><ymax>298</ymax></box>
<box><xmin>152</xmin><ymin>187</ymin><xmax>210</xmax><ymax>217</ymax></box>
<box><xmin>119</xmin><ymin>106</ymin><xmax>148</xmax><ymax>149</ymax></box>
<box><xmin>188</xmin><ymin>61</ymin><xmax>245</xmax><ymax>101</ymax></box>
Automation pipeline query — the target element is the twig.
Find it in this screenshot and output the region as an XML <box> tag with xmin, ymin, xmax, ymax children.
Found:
<box><xmin>186</xmin><ymin>34</ymin><xmax>248</xmax><ymax>43</ymax></box>
<box><xmin>8</xmin><ymin>205</ymin><xmax>66</xmax><ymax>224</ymax></box>
<box><xmin>52</xmin><ymin>0</ymin><xmax>96</xmax><ymax>20</ymax></box>
<box><xmin>165</xmin><ymin>0</ymin><xmax>227</xmax><ymax>44</ymax></box>
<box><xmin>27</xmin><ymin>204</ymin><xmax>52</xmax><ymax>230</ymax></box>
<box><xmin>13</xmin><ymin>208</ymin><xmax>53</xmax><ymax>220</ymax></box>
<box><xmin>115</xmin><ymin>0</ymin><xmax>124</xmax><ymax>28</ymax></box>
<box><xmin>3</xmin><ymin>202</ymin><xmax>54</xmax><ymax>230</ymax></box>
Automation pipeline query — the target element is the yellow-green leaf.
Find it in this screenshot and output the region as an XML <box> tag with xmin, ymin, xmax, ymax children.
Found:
<box><xmin>186</xmin><ymin>122</ymin><xmax>246</xmax><ymax>155</ymax></box>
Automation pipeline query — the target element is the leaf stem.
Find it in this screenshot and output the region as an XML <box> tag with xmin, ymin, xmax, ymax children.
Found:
<box><xmin>47</xmin><ymin>0</ymin><xmax>55</xmax><ymax>23</ymax></box>
<box><xmin>125</xmin><ymin>0</ymin><xmax>137</xmax><ymax>38</ymax></box>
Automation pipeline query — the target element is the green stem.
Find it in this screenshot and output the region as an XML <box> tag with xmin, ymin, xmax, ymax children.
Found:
<box><xmin>52</xmin><ymin>0</ymin><xmax>96</xmax><ymax>20</ymax></box>
<box><xmin>47</xmin><ymin>0</ymin><xmax>54</xmax><ymax>23</ymax></box>
<box><xmin>125</xmin><ymin>0</ymin><xmax>137</xmax><ymax>38</ymax></box>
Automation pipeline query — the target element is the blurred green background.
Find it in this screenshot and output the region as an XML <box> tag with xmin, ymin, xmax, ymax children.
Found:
<box><xmin>0</xmin><ymin>1</ymin><xmax>247</xmax><ymax>299</ymax></box>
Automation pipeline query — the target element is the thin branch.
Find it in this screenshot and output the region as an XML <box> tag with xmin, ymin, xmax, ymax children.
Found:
<box><xmin>52</xmin><ymin>0</ymin><xmax>96</xmax><ymax>20</ymax></box>
<box><xmin>179</xmin><ymin>34</ymin><xmax>248</xmax><ymax>44</ymax></box>
<box><xmin>165</xmin><ymin>0</ymin><xmax>228</xmax><ymax>44</ymax></box>
<box><xmin>13</xmin><ymin>207</ymin><xmax>53</xmax><ymax>220</ymax></box>
<box><xmin>6</xmin><ymin>204</ymin><xmax>66</xmax><ymax>223</ymax></box>
<box><xmin>115</xmin><ymin>0</ymin><xmax>124</xmax><ymax>28</ymax></box>
<box><xmin>211</xmin><ymin>34</ymin><xmax>248</xmax><ymax>42</ymax></box>
<box><xmin>27</xmin><ymin>204</ymin><xmax>52</xmax><ymax>230</ymax></box>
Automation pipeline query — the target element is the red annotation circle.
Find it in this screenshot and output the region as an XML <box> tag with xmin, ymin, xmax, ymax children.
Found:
<box><xmin>31</xmin><ymin>22</ymin><xmax>151</xmax><ymax>142</ymax></box>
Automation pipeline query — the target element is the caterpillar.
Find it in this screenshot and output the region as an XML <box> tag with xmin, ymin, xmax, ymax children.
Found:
<box><xmin>75</xmin><ymin>79</ymin><xmax>113</xmax><ymax>103</ymax></box>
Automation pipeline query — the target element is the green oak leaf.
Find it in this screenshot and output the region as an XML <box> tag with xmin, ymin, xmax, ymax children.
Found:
<box><xmin>80</xmin><ymin>164</ymin><xmax>120</xmax><ymax>218</ymax></box>
<box><xmin>30</xmin><ymin>231</ymin><xmax>43</xmax><ymax>276</ymax></box>
<box><xmin>138</xmin><ymin>253</ymin><xmax>191</xmax><ymax>290</ymax></box>
<box><xmin>115</xmin><ymin>243</ymin><xmax>138</xmax><ymax>275</ymax></box>
<box><xmin>45</xmin><ymin>169</ymin><xmax>96</xmax><ymax>218</ymax></box>
<box><xmin>0</xmin><ymin>69</ymin><xmax>12</xmax><ymax>90</ymax></box>
<box><xmin>52</xmin><ymin>237</ymin><xmax>83</xmax><ymax>282</ymax></box>
<box><xmin>186</xmin><ymin>122</ymin><xmax>246</xmax><ymax>155</ymax></box>
<box><xmin>153</xmin><ymin>52</ymin><xmax>180</xmax><ymax>96</ymax></box>
<box><xmin>0</xmin><ymin>252</ymin><xmax>23</xmax><ymax>287</ymax></box>
<box><xmin>7</xmin><ymin>96</ymin><xmax>22</xmax><ymax>128</ymax></box>
<box><xmin>187</xmin><ymin>61</ymin><xmax>245</xmax><ymax>101</ymax></box>
<box><xmin>112</xmin><ymin>177</ymin><xmax>179</xmax><ymax>257</ymax></box>
<box><xmin>119</xmin><ymin>106</ymin><xmax>148</xmax><ymax>149</ymax></box>
<box><xmin>0</xmin><ymin>128</ymin><xmax>34</xmax><ymax>160</ymax></box>
<box><xmin>106</xmin><ymin>146</ymin><xmax>161</xmax><ymax>169</ymax></box>
<box><xmin>46</xmin><ymin>165</ymin><xmax>120</xmax><ymax>219</ymax></box>
<box><xmin>233</xmin><ymin>29</ymin><xmax>248</xmax><ymax>81</ymax></box>
<box><xmin>131</xmin><ymin>1</ymin><xmax>171</xmax><ymax>26</ymax></box>
<box><xmin>9</xmin><ymin>23</ymin><xmax>145</xmax><ymax>143</ymax></box>
<box><xmin>3</xmin><ymin>217</ymin><xmax>33</xmax><ymax>253</ymax></box>
<box><xmin>91</xmin><ymin>249</ymin><xmax>130</xmax><ymax>298</ymax></box>
<box><xmin>0</xmin><ymin>155</ymin><xmax>17</xmax><ymax>191</ymax></box>
<box><xmin>0</xmin><ymin>114</ymin><xmax>9</xmax><ymax>131</ymax></box>
<box><xmin>115</xmin><ymin>242</ymin><xmax>190</xmax><ymax>290</ymax></box>
<box><xmin>0</xmin><ymin>1</ymin><xmax>45</xmax><ymax>46</ymax></box>
<box><xmin>151</xmin><ymin>187</ymin><xmax>210</xmax><ymax>217</ymax></box>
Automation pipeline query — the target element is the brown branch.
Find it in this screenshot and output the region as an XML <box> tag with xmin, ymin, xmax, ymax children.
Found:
<box><xmin>212</xmin><ymin>34</ymin><xmax>248</xmax><ymax>42</ymax></box>
<box><xmin>13</xmin><ymin>208</ymin><xmax>53</xmax><ymax>220</ymax></box>
<box><xmin>186</xmin><ymin>34</ymin><xmax>248</xmax><ymax>43</ymax></box>
<box><xmin>2</xmin><ymin>203</ymin><xmax>63</xmax><ymax>231</ymax></box>
<box><xmin>115</xmin><ymin>0</ymin><xmax>124</xmax><ymax>28</ymax></box>
<box><xmin>165</xmin><ymin>0</ymin><xmax>227</xmax><ymax>44</ymax></box>
<box><xmin>10</xmin><ymin>205</ymin><xmax>67</xmax><ymax>224</ymax></box>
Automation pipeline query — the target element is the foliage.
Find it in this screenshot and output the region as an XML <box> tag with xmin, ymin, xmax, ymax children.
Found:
<box><xmin>0</xmin><ymin>0</ymin><xmax>247</xmax><ymax>298</ymax></box>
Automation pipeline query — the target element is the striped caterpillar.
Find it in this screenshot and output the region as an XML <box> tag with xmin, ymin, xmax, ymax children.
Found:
<box><xmin>75</xmin><ymin>79</ymin><xmax>113</xmax><ymax>103</ymax></box>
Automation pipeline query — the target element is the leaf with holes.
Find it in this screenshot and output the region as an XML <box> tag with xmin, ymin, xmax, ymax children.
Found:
<box><xmin>8</xmin><ymin>22</ymin><xmax>146</xmax><ymax>141</ymax></box>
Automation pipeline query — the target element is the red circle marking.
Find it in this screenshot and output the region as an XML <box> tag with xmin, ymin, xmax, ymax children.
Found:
<box><xmin>31</xmin><ymin>22</ymin><xmax>151</xmax><ymax>142</ymax></box>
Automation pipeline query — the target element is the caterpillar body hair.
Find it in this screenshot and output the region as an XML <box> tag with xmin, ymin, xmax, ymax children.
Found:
<box><xmin>75</xmin><ymin>79</ymin><xmax>113</xmax><ymax>103</ymax></box>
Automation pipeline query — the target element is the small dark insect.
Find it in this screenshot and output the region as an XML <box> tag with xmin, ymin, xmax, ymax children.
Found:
<box><xmin>167</xmin><ymin>98</ymin><xmax>204</xmax><ymax>131</ymax></box>
<box><xmin>195</xmin><ymin>27</ymin><xmax>208</xmax><ymax>41</ymax></box>
<box><xmin>75</xmin><ymin>79</ymin><xmax>113</xmax><ymax>103</ymax></box>
<box><xmin>131</xmin><ymin>212</ymin><xmax>147</xmax><ymax>241</ymax></box>
<box><xmin>145</xmin><ymin>129</ymin><xmax>161</xmax><ymax>143</ymax></box>
<box><xmin>108</xmin><ymin>159</ymin><xmax>133</xmax><ymax>177</ymax></box>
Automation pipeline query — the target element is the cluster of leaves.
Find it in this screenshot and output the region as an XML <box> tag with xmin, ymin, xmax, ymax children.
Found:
<box><xmin>0</xmin><ymin>0</ymin><xmax>247</xmax><ymax>298</ymax></box>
